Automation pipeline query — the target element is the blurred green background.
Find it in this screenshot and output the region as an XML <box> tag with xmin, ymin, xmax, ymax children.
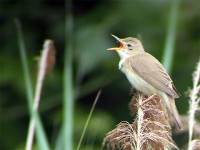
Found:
<box><xmin>0</xmin><ymin>0</ymin><xmax>199</xmax><ymax>149</ymax></box>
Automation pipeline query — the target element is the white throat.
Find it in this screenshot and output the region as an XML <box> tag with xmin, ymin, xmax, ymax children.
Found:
<box><xmin>117</xmin><ymin>51</ymin><xmax>131</xmax><ymax>70</ymax></box>
<box><xmin>117</xmin><ymin>50</ymin><xmax>129</xmax><ymax>59</ymax></box>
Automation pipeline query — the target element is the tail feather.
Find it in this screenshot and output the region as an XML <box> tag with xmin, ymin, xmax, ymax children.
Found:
<box><xmin>162</xmin><ymin>94</ymin><xmax>183</xmax><ymax>129</ymax></box>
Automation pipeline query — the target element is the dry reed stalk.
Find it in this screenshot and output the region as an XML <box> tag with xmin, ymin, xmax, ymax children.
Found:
<box><xmin>188</xmin><ymin>60</ymin><xmax>200</xmax><ymax>150</ymax></box>
<box><xmin>26</xmin><ymin>40</ymin><xmax>56</xmax><ymax>150</ymax></box>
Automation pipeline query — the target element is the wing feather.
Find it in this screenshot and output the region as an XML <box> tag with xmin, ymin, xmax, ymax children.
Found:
<box><xmin>129</xmin><ymin>53</ymin><xmax>179</xmax><ymax>98</ymax></box>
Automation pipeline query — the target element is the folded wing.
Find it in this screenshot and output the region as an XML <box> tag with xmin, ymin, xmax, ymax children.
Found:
<box><xmin>129</xmin><ymin>53</ymin><xmax>179</xmax><ymax>98</ymax></box>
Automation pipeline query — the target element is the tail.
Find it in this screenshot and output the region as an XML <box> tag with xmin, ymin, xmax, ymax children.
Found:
<box><xmin>162</xmin><ymin>94</ymin><xmax>183</xmax><ymax>129</ymax></box>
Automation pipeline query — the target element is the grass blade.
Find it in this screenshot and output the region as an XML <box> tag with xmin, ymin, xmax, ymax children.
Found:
<box><xmin>15</xmin><ymin>19</ymin><xmax>50</xmax><ymax>150</ymax></box>
<box><xmin>162</xmin><ymin>0</ymin><xmax>180</xmax><ymax>74</ymax></box>
<box><xmin>76</xmin><ymin>90</ymin><xmax>101</xmax><ymax>150</ymax></box>
<box><xmin>63</xmin><ymin>0</ymin><xmax>74</xmax><ymax>149</ymax></box>
<box><xmin>15</xmin><ymin>19</ymin><xmax>33</xmax><ymax>110</ymax></box>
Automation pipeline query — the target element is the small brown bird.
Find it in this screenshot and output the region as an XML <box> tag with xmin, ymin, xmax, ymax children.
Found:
<box><xmin>108</xmin><ymin>35</ymin><xmax>182</xmax><ymax>129</ymax></box>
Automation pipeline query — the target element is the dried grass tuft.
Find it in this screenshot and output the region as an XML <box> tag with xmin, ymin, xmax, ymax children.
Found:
<box><xmin>103</xmin><ymin>93</ymin><xmax>179</xmax><ymax>150</ymax></box>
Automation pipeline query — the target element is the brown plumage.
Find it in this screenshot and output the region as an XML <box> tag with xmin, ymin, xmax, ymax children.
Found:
<box><xmin>129</xmin><ymin>53</ymin><xmax>179</xmax><ymax>98</ymax></box>
<box><xmin>108</xmin><ymin>35</ymin><xmax>182</xmax><ymax>129</ymax></box>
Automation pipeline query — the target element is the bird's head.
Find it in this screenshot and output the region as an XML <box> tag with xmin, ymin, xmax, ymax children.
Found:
<box><xmin>107</xmin><ymin>35</ymin><xmax>144</xmax><ymax>59</ymax></box>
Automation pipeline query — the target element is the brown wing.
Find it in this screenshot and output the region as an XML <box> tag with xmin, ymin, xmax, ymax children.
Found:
<box><xmin>129</xmin><ymin>53</ymin><xmax>179</xmax><ymax>98</ymax></box>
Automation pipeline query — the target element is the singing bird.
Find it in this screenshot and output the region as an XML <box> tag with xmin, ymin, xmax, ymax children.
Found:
<box><xmin>108</xmin><ymin>35</ymin><xmax>182</xmax><ymax>129</ymax></box>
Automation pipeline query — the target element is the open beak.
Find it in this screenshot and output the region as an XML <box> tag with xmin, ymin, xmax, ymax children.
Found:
<box><xmin>107</xmin><ymin>34</ymin><xmax>124</xmax><ymax>51</ymax></box>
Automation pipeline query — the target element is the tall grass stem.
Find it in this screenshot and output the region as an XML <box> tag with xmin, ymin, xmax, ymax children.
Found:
<box><xmin>26</xmin><ymin>40</ymin><xmax>54</xmax><ymax>150</ymax></box>
<box><xmin>162</xmin><ymin>0</ymin><xmax>180</xmax><ymax>74</ymax></box>
<box><xmin>63</xmin><ymin>0</ymin><xmax>74</xmax><ymax>149</ymax></box>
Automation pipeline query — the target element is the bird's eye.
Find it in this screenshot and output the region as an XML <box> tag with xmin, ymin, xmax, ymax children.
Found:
<box><xmin>127</xmin><ymin>44</ymin><xmax>132</xmax><ymax>47</ymax></box>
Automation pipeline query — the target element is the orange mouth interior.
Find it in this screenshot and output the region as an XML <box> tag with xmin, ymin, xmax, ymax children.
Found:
<box><xmin>107</xmin><ymin>42</ymin><xmax>123</xmax><ymax>50</ymax></box>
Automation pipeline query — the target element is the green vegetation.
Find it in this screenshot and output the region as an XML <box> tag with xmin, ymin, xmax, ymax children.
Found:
<box><xmin>1</xmin><ymin>0</ymin><xmax>199</xmax><ymax>149</ymax></box>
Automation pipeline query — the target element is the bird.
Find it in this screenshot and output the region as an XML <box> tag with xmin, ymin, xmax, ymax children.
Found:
<box><xmin>107</xmin><ymin>34</ymin><xmax>182</xmax><ymax>129</ymax></box>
